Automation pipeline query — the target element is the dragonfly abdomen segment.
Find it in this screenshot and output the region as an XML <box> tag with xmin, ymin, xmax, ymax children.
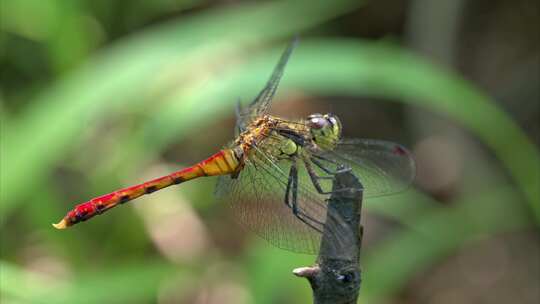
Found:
<box><xmin>53</xmin><ymin>149</ymin><xmax>239</xmax><ymax>229</ymax></box>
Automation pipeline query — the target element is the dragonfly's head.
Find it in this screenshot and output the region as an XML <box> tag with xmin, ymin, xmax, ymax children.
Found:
<box><xmin>307</xmin><ymin>113</ymin><xmax>342</xmax><ymax>150</ymax></box>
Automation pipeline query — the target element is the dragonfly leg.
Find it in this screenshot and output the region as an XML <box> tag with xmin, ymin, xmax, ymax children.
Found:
<box><xmin>307</xmin><ymin>157</ymin><xmax>358</xmax><ymax>195</ymax></box>
<box><xmin>284</xmin><ymin>164</ymin><xmax>294</xmax><ymax>206</ymax></box>
<box><xmin>311</xmin><ymin>157</ymin><xmax>339</xmax><ymax>175</ymax></box>
<box><xmin>303</xmin><ymin>158</ymin><xmax>337</xmax><ymax>195</ymax></box>
<box><xmin>285</xmin><ymin>161</ymin><xmax>323</xmax><ymax>233</ymax></box>
<box><xmin>311</xmin><ymin>154</ymin><xmax>352</xmax><ymax>175</ymax></box>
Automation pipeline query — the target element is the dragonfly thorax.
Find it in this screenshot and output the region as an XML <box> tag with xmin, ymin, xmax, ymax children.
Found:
<box><xmin>235</xmin><ymin>115</ymin><xmax>279</xmax><ymax>153</ymax></box>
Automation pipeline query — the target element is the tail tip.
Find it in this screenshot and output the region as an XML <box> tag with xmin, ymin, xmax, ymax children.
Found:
<box><xmin>52</xmin><ymin>219</ymin><xmax>68</xmax><ymax>229</ymax></box>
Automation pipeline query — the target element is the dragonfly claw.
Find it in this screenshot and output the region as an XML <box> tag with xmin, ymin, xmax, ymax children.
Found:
<box><xmin>335</xmin><ymin>165</ymin><xmax>352</xmax><ymax>174</ymax></box>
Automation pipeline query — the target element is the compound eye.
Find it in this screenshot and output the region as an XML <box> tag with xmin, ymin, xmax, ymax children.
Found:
<box><xmin>308</xmin><ymin>116</ymin><xmax>329</xmax><ymax>129</ymax></box>
<box><xmin>326</xmin><ymin>116</ymin><xmax>336</xmax><ymax>127</ymax></box>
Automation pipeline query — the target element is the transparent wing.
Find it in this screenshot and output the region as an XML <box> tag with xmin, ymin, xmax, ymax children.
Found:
<box><xmin>216</xmin><ymin>135</ymin><xmax>357</xmax><ymax>254</ymax></box>
<box><xmin>319</xmin><ymin>138</ymin><xmax>416</xmax><ymax>198</ymax></box>
<box><xmin>236</xmin><ymin>38</ymin><xmax>298</xmax><ymax>133</ymax></box>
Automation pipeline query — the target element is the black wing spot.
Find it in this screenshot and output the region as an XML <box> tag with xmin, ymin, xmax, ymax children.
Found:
<box><xmin>393</xmin><ymin>145</ymin><xmax>407</xmax><ymax>156</ymax></box>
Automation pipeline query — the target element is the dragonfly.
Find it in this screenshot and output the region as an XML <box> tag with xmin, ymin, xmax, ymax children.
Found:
<box><xmin>54</xmin><ymin>39</ymin><xmax>415</xmax><ymax>254</ymax></box>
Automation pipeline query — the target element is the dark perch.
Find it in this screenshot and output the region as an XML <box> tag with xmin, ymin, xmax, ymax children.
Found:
<box><xmin>293</xmin><ymin>168</ymin><xmax>364</xmax><ymax>304</ymax></box>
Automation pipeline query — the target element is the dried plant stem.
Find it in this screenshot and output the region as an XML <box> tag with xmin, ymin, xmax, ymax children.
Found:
<box><xmin>294</xmin><ymin>169</ymin><xmax>363</xmax><ymax>304</ymax></box>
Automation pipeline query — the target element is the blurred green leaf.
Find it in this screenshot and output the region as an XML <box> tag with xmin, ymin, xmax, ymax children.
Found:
<box><xmin>246</xmin><ymin>242</ymin><xmax>313</xmax><ymax>304</ymax></box>
<box><xmin>1</xmin><ymin>260</ymin><xmax>178</xmax><ymax>304</ymax></box>
<box><xmin>1</xmin><ymin>0</ymin><xmax>98</xmax><ymax>71</ymax></box>
<box><xmin>361</xmin><ymin>187</ymin><xmax>530</xmax><ymax>302</ymax></box>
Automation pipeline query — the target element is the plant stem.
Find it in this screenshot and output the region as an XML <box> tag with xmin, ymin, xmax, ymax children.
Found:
<box><xmin>294</xmin><ymin>168</ymin><xmax>364</xmax><ymax>304</ymax></box>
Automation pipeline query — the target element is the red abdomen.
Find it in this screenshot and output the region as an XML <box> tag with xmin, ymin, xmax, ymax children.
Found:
<box><xmin>54</xmin><ymin>149</ymin><xmax>239</xmax><ymax>229</ymax></box>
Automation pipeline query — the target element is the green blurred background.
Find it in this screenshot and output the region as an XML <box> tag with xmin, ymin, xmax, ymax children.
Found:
<box><xmin>1</xmin><ymin>0</ymin><xmax>539</xmax><ymax>303</ymax></box>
